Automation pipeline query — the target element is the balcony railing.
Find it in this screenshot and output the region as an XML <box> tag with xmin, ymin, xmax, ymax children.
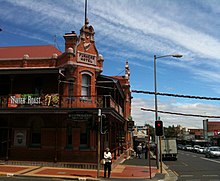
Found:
<box><xmin>0</xmin><ymin>94</ymin><xmax>124</xmax><ymax>116</ymax></box>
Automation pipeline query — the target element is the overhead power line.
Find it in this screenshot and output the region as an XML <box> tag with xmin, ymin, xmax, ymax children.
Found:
<box><xmin>132</xmin><ymin>90</ymin><xmax>220</xmax><ymax>100</ymax></box>
<box><xmin>141</xmin><ymin>108</ymin><xmax>220</xmax><ymax>118</ymax></box>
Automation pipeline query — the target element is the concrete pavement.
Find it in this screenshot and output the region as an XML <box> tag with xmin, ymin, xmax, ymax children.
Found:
<box><xmin>0</xmin><ymin>154</ymin><xmax>175</xmax><ymax>180</ymax></box>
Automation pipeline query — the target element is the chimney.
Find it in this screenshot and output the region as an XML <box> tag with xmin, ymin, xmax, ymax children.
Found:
<box><xmin>63</xmin><ymin>31</ymin><xmax>78</xmax><ymax>53</ymax></box>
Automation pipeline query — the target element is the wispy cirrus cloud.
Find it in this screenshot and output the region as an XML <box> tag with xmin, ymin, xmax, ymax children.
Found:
<box><xmin>132</xmin><ymin>97</ymin><xmax>220</xmax><ymax>128</ymax></box>
<box><xmin>1</xmin><ymin>0</ymin><xmax>220</xmax><ymax>127</ymax></box>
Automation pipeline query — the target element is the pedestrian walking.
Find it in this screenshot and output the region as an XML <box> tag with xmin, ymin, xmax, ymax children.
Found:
<box><xmin>136</xmin><ymin>143</ymin><xmax>142</xmax><ymax>159</ymax></box>
<box><xmin>142</xmin><ymin>143</ymin><xmax>148</xmax><ymax>159</ymax></box>
<box><xmin>103</xmin><ymin>147</ymin><xmax>112</xmax><ymax>178</ymax></box>
<box><xmin>145</xmin><ymin>144</ymin><xmax>149</xmax><ymax>159</ymax></box>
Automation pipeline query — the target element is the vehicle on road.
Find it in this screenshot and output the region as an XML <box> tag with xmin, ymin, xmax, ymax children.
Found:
<box><xmin>184</xmin><ymin>144</ymin><xmax>193</xmax><ymax>151</ymax></box>
<box><xmin>197</xmin><ymin>146</ymin><xmax>205</xmax><ymax>154</ymax></box>
<box><xmin>193</xmin><ymin>145</ymin><xmax>201</xmax><ymax>153</ymax></box>
<box><xmin>205</xmin><ymin>146</ymin><xmax>220</xmax><ymax>158</ymax></box>
<box><xmin>161</xmin><ymin>138</ymin><xmax>178</xmax><ymax>160</ymax></box>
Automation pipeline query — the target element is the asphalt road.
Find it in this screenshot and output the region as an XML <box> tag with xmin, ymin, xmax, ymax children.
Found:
<box><xmin>164</xmin><ymin>150</ymin><xmax>220</xmax><ymax>181</ymax></box>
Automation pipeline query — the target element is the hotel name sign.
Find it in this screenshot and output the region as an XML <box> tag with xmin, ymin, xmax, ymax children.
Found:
<box><xmin>10</xmin><ymin>95</ymin><xmax>41</xmax><ymax>105</ymax></box>
<box><xmin>2</xmin><ymin>94</ymin><xmax>59</xmax><ymax>108</ymax></box>
<box><xmin>77</xmin><ymin>51</ymin><xmax>96</xmax><ymax>65</ymax></box>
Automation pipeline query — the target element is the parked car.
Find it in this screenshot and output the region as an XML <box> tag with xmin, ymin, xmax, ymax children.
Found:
<box><xmin>177</xmin><ymin>144</ymin><xmax>184</xmax><ymax>150</ymax></box>
<box><xmin>197</xmin><ymin>146</ymin><xmax>205</xmax><ymax>154</ymax></box>
<box><xmin>185</xmin><ymin>145</ymin><xmax>193</xmax><ymax>151</ymax></box>
<box><xmin>205</xmin><ymin>146</ymin><xmax>220</xmax><ymax>158</ymax></box>
<box><xmin>193</xmin><ymin>145</ymin><xmax>201</xmax><ymax>153</ymax></box>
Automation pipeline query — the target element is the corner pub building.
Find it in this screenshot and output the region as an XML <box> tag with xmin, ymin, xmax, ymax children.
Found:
<box><xmin>0</xmin><ymin>19</ymin><xmax>133</xmax><ymax>166</ymax></box>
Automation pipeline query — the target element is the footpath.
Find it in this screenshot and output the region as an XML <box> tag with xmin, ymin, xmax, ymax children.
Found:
<box><xmin>0</xmin><ymin>154</ymin><xmax>176</xmax><ymax>180</ymax></box>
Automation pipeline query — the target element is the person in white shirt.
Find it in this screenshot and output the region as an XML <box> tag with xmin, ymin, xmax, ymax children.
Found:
<box><xmin>104</xmin><ymin>147</ymin><xmax>112</xmax><ymax>178</ymax></box>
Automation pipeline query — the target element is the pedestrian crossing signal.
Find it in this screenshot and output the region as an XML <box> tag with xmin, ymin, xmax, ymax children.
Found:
<box><xmin>155</xmin><ymin>120</ymin><xmax>163</xmax><ymax>136</ymax></box>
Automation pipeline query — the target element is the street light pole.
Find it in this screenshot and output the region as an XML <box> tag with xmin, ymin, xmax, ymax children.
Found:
<box><xmin>153</xmin><ymin>54</ymin><xmax>182</xmax><ymax>173</ymax></box>
<box><xmin>97</xmin><ymin>109</ymin><xmax>101</xmax><ymax>177</ymax></box>
<box><xmin>154</xmin><ymin>55</ymin><xmax>158</xmax><ymax>122</ymax></box>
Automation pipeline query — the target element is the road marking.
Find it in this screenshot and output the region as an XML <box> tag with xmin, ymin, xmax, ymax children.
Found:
<box><xmin>180</xmin><ymin>175</ymin><xmax>193</xmax><ymax>177</ymax></box>
<box><xmin>6</xmin><ymin>173</ymin><xmax>14</xmax><ymax>177</ymax></box>
<box><xmin>201</xmin><ymin>157</ymin><xmax>220</xmax><ymax>164</ymax></box>
<box><xmin>192</xmin><ymin>155</ymin><xmax>197</xmax><ymax>157</ymax></box>
<box><xmin>181</xmin><ymin>161</ymin><xmax>188</xmax><ymax>166</ymax></box>
<box><xmin>203</xmin><ymin>175</ymin><xmax>219</xmax><ymax>177</ymax></box>
<box><xmin>173</xmin><ymin>170</ymin><xmax>179</xmax><ymax>176</ymax></box>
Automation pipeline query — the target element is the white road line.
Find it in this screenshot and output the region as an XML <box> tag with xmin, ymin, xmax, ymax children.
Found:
<box><xmin>173</xmin><ymin>170</ymin><xmax>179</xmax><ymax>176</ymax></box>
<box><xmin>181</xmin><ymin>161</ymin><xmax>188</xmax><ymax>166</ymax></box>
<box><xmin>180</xmin><ymin>175</ymin><xmax>193</xmax><ymax>177</ymax></box>
<box><xmin>201</xmin><ymin>157</ymin><xmax>220</xmax><ymax>164</ymax></box>
<box><xmin>203</xmin><ymin>175</ymin><xmax>219</xmax><ymax>177</ymax></box>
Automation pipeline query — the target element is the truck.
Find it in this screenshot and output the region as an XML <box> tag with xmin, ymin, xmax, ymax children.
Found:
<box><xmin>161</xmin><ymin>138</ymin><xmax>178</xmax><ymax>160</ymax></box>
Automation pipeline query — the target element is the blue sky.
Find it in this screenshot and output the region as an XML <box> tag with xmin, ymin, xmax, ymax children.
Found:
<box><xmin>1</xmin><ymin>0</ymin><xmax>220</xmax><ymax>128</ymax></box>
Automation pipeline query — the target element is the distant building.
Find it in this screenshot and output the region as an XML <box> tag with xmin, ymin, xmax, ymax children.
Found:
<box><xmin>177</xmin><ymin>122</ymin><xmax>220</xmax><ymax>146</ymax></box>
<box><xmin>0</xmin><ymin>19</ymin><xmax>132</xmax><ymax>165</ymax></box>
<box><xmin>207</xmin><ymin>121</ymin><xmax>220</xmax><ymax>145</ymax></box>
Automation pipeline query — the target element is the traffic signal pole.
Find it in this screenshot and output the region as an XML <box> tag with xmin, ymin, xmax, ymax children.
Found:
<box><xmin>97</xmin><ymin>109</ymin><xmax>101</xmax><ymax>177</ymax></box>
<box><xmin>155</xmin><ymin>119</ymin><xmax>163</xmax><ymax>173</ymax></box>
<box><xmin>159</xmin><ymin>136</ymin><xmax>162</xmax><ymax>173</ymax></box>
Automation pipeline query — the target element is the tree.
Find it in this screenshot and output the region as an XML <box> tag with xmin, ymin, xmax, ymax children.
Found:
<box><xmin>144</xmin><ymin>123</ymin><xmax>155</xmax><ymax>142</ymax></box>
<box><xmin>164</xmin><ymin>125</ymin><xmax>181</xmax><ymax>138</ymax></box>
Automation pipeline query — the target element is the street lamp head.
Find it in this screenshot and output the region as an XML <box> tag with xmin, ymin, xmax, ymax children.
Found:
<box><xmin>172</xmin><ymin>54</ymin><xmax>183</xmax><ymax>58</ymax></box>
<box><xmin>155</xmin><ymin>54</ymin><xmax>183</xmax><ymax>59</ymax></box>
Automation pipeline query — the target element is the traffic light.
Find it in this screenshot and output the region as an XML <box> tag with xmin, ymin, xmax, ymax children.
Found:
<box><xmin>155</xmin><ymin>120</ymin><xmax>163</xmax><ymax>136</ymax></box>
<box><xmin>101</xmin><ymin>114</ymin><xmax>108</xmax><ymax>134</ymax></box>
<box><xmin>127</xmin><ymin>121</ymin><xmax>134</xmax><ymax>131</ymax></box>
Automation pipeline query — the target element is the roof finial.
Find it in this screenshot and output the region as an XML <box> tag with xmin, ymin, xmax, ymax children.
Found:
<box><xmin>125</xmin><ymin>60</ymin><xmax>130</xmax><ymax>81</ymax></box>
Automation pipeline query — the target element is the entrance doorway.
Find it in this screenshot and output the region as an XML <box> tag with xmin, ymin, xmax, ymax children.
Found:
<box><xmin>0</xmin><ymin>119</ymin><xmax>9</xmax><ymax>159</ymax></box>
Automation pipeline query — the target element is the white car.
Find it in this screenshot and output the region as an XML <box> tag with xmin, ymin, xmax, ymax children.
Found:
<box><xmin>197</xmin><ymin>147</ymin><xmax>204</xmax><ymax>154</ymax></box>
<box><xmin>205</xmin><ymin>146</ymin><xmax>220</xmax><ymax>158</ymax></box>
<box><xmin>193</xmin><ymin>145</ymin><xmax>201</xmax><ymax>153</ymax></box>
<box><xmin>185</xmin><ymin>145</ymin><xmax>193</xmax><ymax>151</ymax></box>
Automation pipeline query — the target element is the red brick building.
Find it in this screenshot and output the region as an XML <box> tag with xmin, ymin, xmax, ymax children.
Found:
<box><xmin>208</xmin><ymin>122</ymin><xmax>220</xmax><ymax>134</ymax></box>
<box><xmin>208</xmin><ymin>121</ymin><xmax>220</xmax><ymax>145</ymax></box>
<box><xmin>0</xmin><ymin>20</ymin><xmax>132</xmax><ymax>165</ymax></box>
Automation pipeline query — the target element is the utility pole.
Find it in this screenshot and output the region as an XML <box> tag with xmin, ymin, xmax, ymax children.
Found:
<box><xmin>97</xmin><ymin>109</ymin><xmax>101</xmax><ymax>177</ymax></box>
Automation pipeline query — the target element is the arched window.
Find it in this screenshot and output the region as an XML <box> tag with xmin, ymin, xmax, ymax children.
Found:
<box><xmin>81</xmin><ymin>74</ymin><xmax>91</xmax><ymax>97</ymax></box>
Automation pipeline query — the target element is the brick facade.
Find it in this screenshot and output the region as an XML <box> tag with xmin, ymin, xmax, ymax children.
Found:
<box><xmin>0</xmin><ymin>20</ymin><xmax>132</xmax><ymax>164</ymax></box>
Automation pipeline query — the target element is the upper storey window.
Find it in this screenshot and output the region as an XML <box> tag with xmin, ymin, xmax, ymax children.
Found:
<box><xmin>68</xmin><ymin>79</ymin><xmax>74</xmax><ymax>98</ymax></box>
<box><xmin>81</xmin><ymin>74</ymin><xmax>91</xmax><ymax>97</ymax></box>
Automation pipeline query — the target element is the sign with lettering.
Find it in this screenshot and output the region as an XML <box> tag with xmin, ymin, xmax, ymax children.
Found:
<box><xmin>68</xmin><ymin>113</ymin><xmax>93</xmax><ymax>120</ymax></box>
<box><xmin>77</xmin><ymin>51</ymin><xmax>96</xmax><ymax>65</ymax></box>
<box><xmin>8</xmin><ymin>94</ymin><xmax>59</xmax><ymax>108</ymax></box>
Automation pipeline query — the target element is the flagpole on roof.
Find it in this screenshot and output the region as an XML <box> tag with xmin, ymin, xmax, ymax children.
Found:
<box><xmin>85</xmin><ymin>0</ymin><xmax>88</xmax><ymax>25</ymax></box>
